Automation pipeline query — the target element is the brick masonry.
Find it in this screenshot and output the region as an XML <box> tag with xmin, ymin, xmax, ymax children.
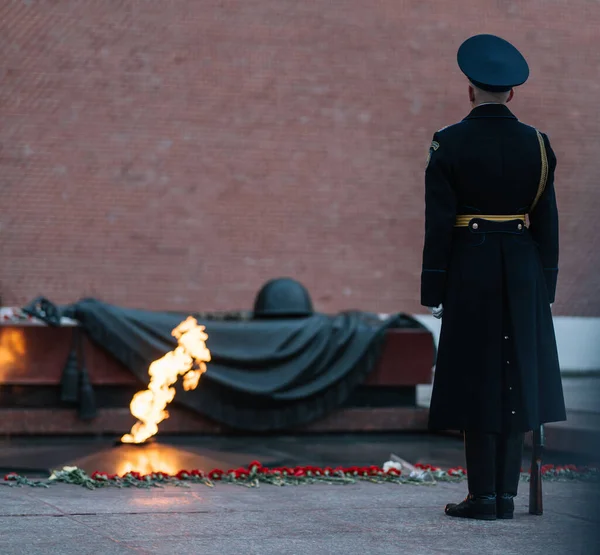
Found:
<box><xmin>1</xmin><ymin>1</ymin><xmax>599</xmax><ymax>316</ymax></box>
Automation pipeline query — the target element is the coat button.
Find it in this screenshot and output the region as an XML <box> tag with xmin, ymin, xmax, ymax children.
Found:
<box><xmin>509</xmin><ymin>387</ymin><xmax>513</xmax><ymax>391</ymax></box>
<box><xmin>506</xmin><ymin>361</ymin><xmax>510</xmax><ymax>365</ymax></box>
<box><xmin>504</xmin><ymin>336</ymin><xmax>509</xmax><ymax>340</ymax></box>
<box><xmin>472</xmin><ymin>222</ymin><xmax>479</xmax><ymax>230</ymax></box>
<box><xmin>511</xmin><ymin>411</ymin><xmax>516</xmax><ymax>415</ymax></box>
<box><xmin>518</xmin><ymin>223</ymin><xmax>523</xmax><ymax>230</ymax></box>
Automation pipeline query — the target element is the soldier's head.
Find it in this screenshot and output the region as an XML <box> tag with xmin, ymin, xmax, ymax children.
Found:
<box><xmin>457</xmin><ymin>34</ymin><xmax>528</xmax><ymax>108</ymax></box>
<box><xmin>468</xmin><ymin>82</ymin><xmax>514</xmax><ymax>108</ymax></box>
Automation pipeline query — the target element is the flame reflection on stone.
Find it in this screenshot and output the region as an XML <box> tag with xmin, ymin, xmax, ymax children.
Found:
<box><xmin>0</xmin><ymin>328</ymin><xmax>27</xmax><ymax>383</ymax></box>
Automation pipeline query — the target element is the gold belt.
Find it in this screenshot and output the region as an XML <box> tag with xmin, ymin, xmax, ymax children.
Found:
<box><xmin>454</xmin><ymin>214</ymin><xmax>528</xmax><ymax>228</ymax></box>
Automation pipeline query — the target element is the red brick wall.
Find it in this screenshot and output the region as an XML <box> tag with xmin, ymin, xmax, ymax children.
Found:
<box><xmin>1</xmin><ymin>1</ymin><xmax>599</xmax><ymax>316</ymax></box>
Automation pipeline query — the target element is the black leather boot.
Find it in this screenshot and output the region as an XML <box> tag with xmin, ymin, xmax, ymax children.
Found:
<box><xmin>495</xmin><ymin>433</ymin><xmax>524</xmax><ymax>519</ymax></box>
<box><xmin>445</xmin><ymin>432</ymin><xmax>497</xmax><ymax>520</ymax></box>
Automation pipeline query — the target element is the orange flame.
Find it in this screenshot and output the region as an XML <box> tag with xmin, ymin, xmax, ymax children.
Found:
<box><xmin>120</xmin><ymin>316</ymin><xmax>210</xmax><ymax>444</ymax></box>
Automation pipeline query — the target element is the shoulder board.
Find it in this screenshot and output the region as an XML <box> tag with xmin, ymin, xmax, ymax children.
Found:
<box><xmin>519</xmin><ymin>122</ymin><xmax>543</xmax><ymax>134</ymax></box>
<box><xmin>436</xmin><ymin>121</ymin><xmax>465</xmax><ymax>133</ymax></box>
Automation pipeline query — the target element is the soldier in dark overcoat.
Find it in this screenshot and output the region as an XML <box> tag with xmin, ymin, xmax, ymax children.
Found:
<box><xmin>421</xmin><ymin>34</ymin><xmax>566</xmax><ymax>520</ymax></box>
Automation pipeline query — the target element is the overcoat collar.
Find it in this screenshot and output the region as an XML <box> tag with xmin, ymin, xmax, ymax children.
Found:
<box><xmin>464</xmin><ymin>103</ymin><xmax>518</xmax><ymax>120</ymax></box>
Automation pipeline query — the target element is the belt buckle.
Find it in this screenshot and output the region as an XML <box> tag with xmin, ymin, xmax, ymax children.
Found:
<box><xmin>469</xmin><ymin>218</ymin><xmax>525</xmax><ymax>234</ymax></box>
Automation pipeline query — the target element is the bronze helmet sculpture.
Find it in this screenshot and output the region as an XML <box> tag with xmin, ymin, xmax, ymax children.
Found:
<box><xmin>253</xmin><ymin>277</ymin><xmax>314</xmax><ymax>318</ymax></box>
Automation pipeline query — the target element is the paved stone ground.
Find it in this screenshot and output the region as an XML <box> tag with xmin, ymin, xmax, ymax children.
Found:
<box><xmin>1</xmin><ymin>480</ymin><xmax>599</xmax><ymax>555</ymax></box>
<box><xmin>1</xmin><ymin>376</ymin><xmax>598</xmax><ymax>554</ymax></box>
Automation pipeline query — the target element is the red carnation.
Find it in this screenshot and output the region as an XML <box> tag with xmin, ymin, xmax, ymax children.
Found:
<box><xmin>176</xmin><ymin>470</ymin><xmax>189</xmax><ymax>480</ymax></box>
<box><xmin>294</xmin><ymin>469</ymin><xmax>306</xmax><ymax>477</ymax></box>
<box><xmin>4</xmin><ymin>472</ymin><xmax>18</xmax><ymax>481</ymax></box>
<box><xmin>387</xmin><ymin>468</ymin><xmax>401</xmax><ymax>476</ymax></box>
<box><xmin>248</xmin><ymin>460</ymin><xmax>262</xmax><ymax>470</ymax></box>
<box><xmin>190</xmin><ymin>469</ymin><xmax>204</xmax><ymax>477</ymax></box>
<box><xmin>234</xmin><ymin>468</ymin><xmax>250</xmax><ymax>479</ymax></box>
<box><xmin>368</xmin><ymin>466</ymin><xmax>381</xmax><ymax>476</ymax></box>
<box><xmin>208</xmin><ymin>469</ymin><xmax>224</xmax><ymax>480</ymax></box>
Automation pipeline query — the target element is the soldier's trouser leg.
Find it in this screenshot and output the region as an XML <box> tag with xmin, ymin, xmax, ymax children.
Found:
<box><xmin>465</xmin><ymin>431</ymin><xmax>497</xmax><ymax>496</ymax></box>
<box><xmin>495</xmin><ymin>432</ymin><xmax>524</xmax><ymax>519</ymax></box>
<box><xmin>445</xmin><ymin>431</ymin><xmax>496</xmax><ymax>520</ymax></box>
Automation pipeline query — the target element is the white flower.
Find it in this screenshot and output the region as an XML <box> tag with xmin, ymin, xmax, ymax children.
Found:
<box><xmin>383</xmin><ymin>461</ymin><xmax>402</xmax><ymax>473</ymax></box>
<box><xmin>49</xmin><ymin>466</ymin><xmax>78</xmax><ymax>480</ymax></box>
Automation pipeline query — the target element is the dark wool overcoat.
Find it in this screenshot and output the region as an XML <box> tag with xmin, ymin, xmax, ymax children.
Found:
<box><xmin>421</xmin><ymin>103</ymin><xmax>566</xmax><ymax>433</ymax></box>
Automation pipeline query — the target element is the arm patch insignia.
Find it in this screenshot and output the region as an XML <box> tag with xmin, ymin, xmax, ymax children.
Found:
<box><xmin>425</xmin><ymin>140</ymin><xmax>440</xmax><ymax>169</ymax></box>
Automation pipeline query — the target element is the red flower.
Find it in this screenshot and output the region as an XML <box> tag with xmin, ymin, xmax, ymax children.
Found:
<box><xmin>208</xmin><ymin>469</ymin><xmax>224</xmax><ymax>480</ymax></box>
<box><xmin>248</xmin><ymin>460</ymin><xmax>262</xmax><ymax>470</ymax></box>
<box><xmin>294</xmin><ymin>469</ymin><xmax>306</xmax><ymax>478</ymax></box>
<box><xmin>234</xmin><ymin>468</ymin><xmax>250</xmax><ymax>479</ymax></box>
<box><xmin>386</xmin><ymin>468</ymin><xmax>401</xmax><ymax>476</ymax></box>
<box><xmin>176</xmin><ymin>470</ymin><xmax>189</xmax><ymax>480</ymax></box>
<box><xmin>91</xmin><ymin>471</ymin><xmax>108</xmax><ymax>480</ymax></box>
<box><xmin>108</xmin><ymin>474</ymin><xmax>118</xmax><ymax>480</ymax></box>
<box><xmin>190</xmin><ymin>469</ymin><xmax>204</xmax><ymax>477</ymax></box>
<box><xmin>4</xmin><ymin>472</ymin><xmax>18</xmax><ymax>481</ymax></box>
<box><xmin>368</xmin><ymin>465</ymin><xmax>381</xmax><ymax>476</ymax></box>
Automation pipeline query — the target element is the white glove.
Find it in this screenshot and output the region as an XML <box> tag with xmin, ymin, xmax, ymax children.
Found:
<box><xmin>429</xmin><ymin>304</ymin><xmax>443</xmax><ymax>319</ymax></box>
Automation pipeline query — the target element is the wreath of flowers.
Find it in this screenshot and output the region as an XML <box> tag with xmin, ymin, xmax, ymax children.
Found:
<box><xmin>2</xmin><ymin>462</ymin><xmax>597</xmax><ymax>490</ymax></box>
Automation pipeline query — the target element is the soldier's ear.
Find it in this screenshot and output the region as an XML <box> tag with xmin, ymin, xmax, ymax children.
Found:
<box><xmin>506</xmin><ymin>89</ymin><xmax>515</xmax><ymax>103</ymax></box>
<box><xmin>468</xmin><ymin>85</ymin><xmax>475</xmax><ymax>104</ymax></box>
